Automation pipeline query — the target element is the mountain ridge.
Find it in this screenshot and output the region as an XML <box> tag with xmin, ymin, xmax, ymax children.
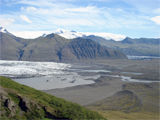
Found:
<box><xmin>2</xmin><ymin>27</ymin><xmax>126</xmax><ymax>41</ymax></box>
<box><xmin>83</xmin><ymin>35</ymin><xmax>160</xmax><ymax>56</ymax></box>
<box><xmin>0</xmin><ymin>32</ymin><xmax>127</xmax><ymax>62</ymax></box>
<box><xmin>1</xmin><ymin>27</ymin><xmax>159</xmax><ymax>57</ymax></box>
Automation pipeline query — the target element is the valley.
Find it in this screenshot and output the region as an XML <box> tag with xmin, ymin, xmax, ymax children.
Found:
<box><xmin>42</xmin><ymin>59</ymin><xmax>160</xmax><ymax>120</ymax></box>
<box><xmin>0</xmin><ymin>28</ymin><xmax>159</xmax><ymax>120</ymax></box>
<box><xmin>1</xmin><ymin>58</ymin><xmax>159</xmax><ymax>119</ymax></box>
<box><xmin>1</xmin><ymin>0</ymin><xmax>160</xmax><ymax>119</ymax></box>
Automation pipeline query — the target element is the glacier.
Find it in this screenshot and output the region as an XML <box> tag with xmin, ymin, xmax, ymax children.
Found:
<box><xmin>0</xmin><ymin>60</ymin><xmax>72</xmax><ymax>76</ymax></box>
<box><xmin>7</xmin><ymin>28</ymin><xmax>126</xmax><ymax>41</ymax></box>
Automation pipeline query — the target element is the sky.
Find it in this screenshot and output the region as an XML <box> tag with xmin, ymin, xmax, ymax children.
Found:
<box><xmin>0</xmin><ymin>0</ymin><xmax>160</xmax><ymax>38</ymax></box>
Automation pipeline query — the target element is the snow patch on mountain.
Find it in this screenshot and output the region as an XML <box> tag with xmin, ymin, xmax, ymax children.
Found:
<box><xmin>53</xmin><ymin>29</ymin><xmax>85</xmax><ymax>39</ymax></box>
<box><xmin>52</xmin><ymin>29</ymin><xmax>126</xmax><ymax>41</ymax></box>
<box><xmin>0</xmin><ymin>27</ymin><xmax>13</xmax><ymax>36</ymax></box>
<box><xmin>0</xmin><ymin>27</ymin><xmax>6</xmax><ymax>33</ymax></box>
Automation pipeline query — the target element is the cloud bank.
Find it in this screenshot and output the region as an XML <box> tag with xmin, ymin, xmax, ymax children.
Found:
<box><xmin>0</xmin><ymin>0</ymin><xmax>160</xmax><ymax>38</ymax></box>
<box><xmin>151</xmin><ymin>16</ymin><xmax>160</xmax><ymax>25</ymax></box>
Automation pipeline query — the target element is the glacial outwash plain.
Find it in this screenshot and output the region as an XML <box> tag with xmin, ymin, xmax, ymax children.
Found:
<box><xmin>0</xmin><ymin>28</ymin><xmax>160</xmax><ymax>120</ymax></box>
<box><xmin>43</xmin><ymin>59</ymin><xmax>160</xmax><ymax>120</ymax></box>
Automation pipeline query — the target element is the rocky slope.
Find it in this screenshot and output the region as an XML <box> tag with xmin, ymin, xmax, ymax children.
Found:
<box><xmin>0</xmin><ymin>32</ymin><xmax>127</xmax><ymax>62</ymax></box>
<box><xmin>0</xmin><ymin>32</ymin><xmax>24</xmax><ymax>60</ymax></box>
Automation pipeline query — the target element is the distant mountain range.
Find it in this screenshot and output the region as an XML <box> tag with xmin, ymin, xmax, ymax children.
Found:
<box><xmin>83</xmin><ymin>35</ymin><xmax>160</xmax><ymax>56</ymax></box>
<box><xmin>0</xmin><ymin>31</ymin><xmax>127</xmax><ymax>62</ymax></box>
<box><xmin>1</xmin><ymin>27</ymin><xmax>159</xmax><ymax>57</ymax></box>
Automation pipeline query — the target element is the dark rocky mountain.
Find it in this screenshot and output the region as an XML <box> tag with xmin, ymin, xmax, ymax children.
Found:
<box><xmin>0</xmin><ymin>32</ymin><xmax>127</xmax><ymax>62</ymax></box>
<box><xmin>83</xmin><ymin>35</ymin><xmax>160</xmax><ymax>56</ymax></box>
<box><xmin>0</xmin><ymin>32</ymin><xmax>24</xmax><ymax>60</ymax></box>
<box><xmin>59</xmin><ymin>38</ymin><xmax>127</xmax><ymax>61</ymax></box>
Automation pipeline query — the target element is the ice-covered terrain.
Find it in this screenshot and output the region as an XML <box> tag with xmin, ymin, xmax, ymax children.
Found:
<box><xmin>5</xmin><ymin>27</ymin><xmax>126</xmax><ymax>41</ymax></box>
<box><xmin>0</xmin><ymin>60</ymin><xmax>71</xmax><ymax>77</ymax></box>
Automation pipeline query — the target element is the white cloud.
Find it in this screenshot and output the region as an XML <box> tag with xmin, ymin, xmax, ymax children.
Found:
<box><xmin>48</xmin><ymin>18</ymin><xmax>95</xmax><ymax>26</ymax></box>
<box><xmin>64</xmin><ymin>6</ymin><xmax>102</xmax><ymax>13</ymax></box>
<box><xmin>11</xmin><ymin>31</ymin><xmax>52</xmax><ymax>39</ymax></box>
<box><xmin>21</xmin><ymin>6</ymin><xmax>37</xmax><ymax>12</ymax></box>
<box><xmin>1</xmin><ymin>0</ymin><xmax>160</xmax><ymax>38</ymax></box>
<box><xmin>151</xmin><ymin>16</ymin><xmax>160</xmax><ymax>25</ymax></box>
<box><xmin>0</xmin><ymin>18</ymin><xmax>15</xmax><ymax>27</ymax></box>
<box><xmin>20</xmin><ymin>15</ymin><xmax>32</xmax><ymax>23</ymax></box>
<box><xmin>26</xmin><ymin>6</ymin><xmax>37</xmax><ymax>11</ymax></box>
<box><xmin>18</xmin><ymin>0</ymin><xmax>73</xmax><ymax>8</ymax></box>
<box><xmin>4</xmin><ymin>0</ymin><xmax>149</xmax><ymax>31</ymax></box>
<box><xmin>153</xmin><ymin>8</ymin><xmax>160</xmax><ymax>14</ymax></box>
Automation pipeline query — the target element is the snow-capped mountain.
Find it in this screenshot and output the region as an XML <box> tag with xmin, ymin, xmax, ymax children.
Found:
<box><xmin>53</xmin><ymin>29</ymin><xmax>85</xmax><ymax>39</ymax></box>
<box><xmin>1</xmin><ymin>27</ymin><xmax>126</xmax><ymax>41</ymax></box>
<box><xmin>46</xmin><ymin>29</ymin><xmax>126</xmax><ymax>41</ymax></box>
<box><xmin>0</xmin><ymin>27</ymin><xmax>14</xmax><ymax>36</ymax></box>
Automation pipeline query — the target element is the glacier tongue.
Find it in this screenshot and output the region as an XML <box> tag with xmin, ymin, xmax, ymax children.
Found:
<box><xmin>0</xmin><ymin>60</ymin><xmax>72</xmax><ymax>76</ymax></box>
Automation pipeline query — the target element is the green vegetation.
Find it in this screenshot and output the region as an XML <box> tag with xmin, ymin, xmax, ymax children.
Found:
<box><xmin>8</xmin><ymin>92</ymin><xmax>20</xmax><ymax>104</ymax></box>
<box><xmin>0</xmin><ymin>76</ymin><xmax>106</xmax><ymax>120</ymax></box>
<box><xmin>91</xmin><ymin>110</ymin><xmax>160</xmax><ymax>120</ymax></box>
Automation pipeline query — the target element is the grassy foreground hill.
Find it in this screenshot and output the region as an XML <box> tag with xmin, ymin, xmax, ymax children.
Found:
<box><xmin>0</xmin><ymin>76</ymin><xmax>106</xmax><ymax>120</ymax></box>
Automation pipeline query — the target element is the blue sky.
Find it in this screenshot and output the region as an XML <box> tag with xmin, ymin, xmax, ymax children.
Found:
<box><xmin>0</xmin><ymin>0</ymin><xmax>160</xmax><ymax>38</ymax></box>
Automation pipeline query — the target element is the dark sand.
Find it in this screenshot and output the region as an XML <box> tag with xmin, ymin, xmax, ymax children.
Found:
<box><xmin>42</xmin><ymin>59</ymin><xmax>159</xmax><ymax>106</ymax></box>
<box><xmin>42</xmin><ymin>76</ymin><xmax>128</xmax><ymax>105</ymax></box>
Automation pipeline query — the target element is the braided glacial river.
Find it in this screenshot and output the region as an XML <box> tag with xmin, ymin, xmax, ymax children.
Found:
<box><xmin>0</xmin><ymin>60</ymin><xmax>159</xmax><ymax>90</ymax></box>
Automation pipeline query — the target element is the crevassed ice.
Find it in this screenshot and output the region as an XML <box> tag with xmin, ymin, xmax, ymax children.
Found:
<box><xmin>0</xmin><ymin>60</ymin><xmax>72</xmax><ymax>75</ymax></box>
